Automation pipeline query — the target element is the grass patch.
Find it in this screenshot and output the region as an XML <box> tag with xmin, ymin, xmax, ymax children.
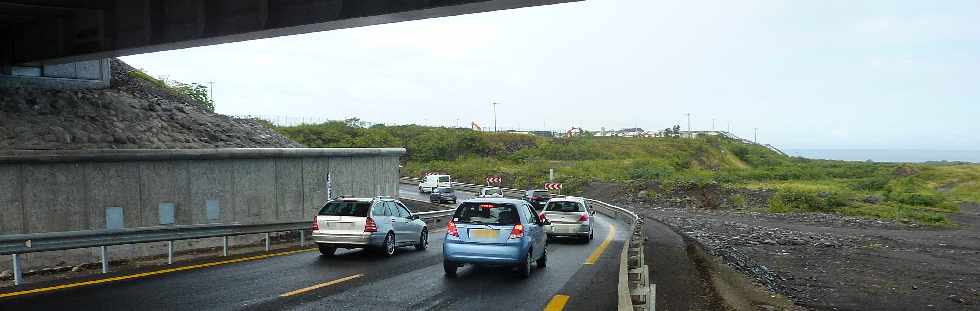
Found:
<box><xmin>272</xmin><ymin>122</ymin><xmax>979</xmax><ymax>226</ymax></box>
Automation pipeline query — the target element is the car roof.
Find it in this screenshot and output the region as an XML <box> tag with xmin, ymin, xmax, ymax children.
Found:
<box><xmin>548</xmin><ymin>196</ymin><xmax>585</xmax><ymax>203</ymax></box>
<box><xmin>330</xmin><ymin>196</ymin><xmax>392</xmax><ymax>203</ymax></box>
<box><xmin>460</xmin><ymin>197</ymin><xmax>525</xmax><ymax>205</ymax></box>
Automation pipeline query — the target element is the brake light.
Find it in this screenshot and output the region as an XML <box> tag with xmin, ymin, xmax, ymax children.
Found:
<box><xmin>312</xmin><ymin>215</ymin><xmax>319</xmax><ymax>231</ymax></box>
<box><xmin>579</xmin><ymin>213</ymin><xmax>590</xmax><ymax>222</ymax></box>
<box><xmin>538</xmin><ymin>212</ymin><xmax>546</xmax><ymax>222</ymax></box>
<box><xmin>447</xmin><ymin>220</ymin><xmax>459</xmax><ymax>237</ymax></box>
<box><xmin>480</xmin><ymin>204</ymin><xmax>494</xmax><ymax>209</ymax></box>
<box><xmin>509</xmin><ymin>224</ymin><xmax>524</xmax><ymax>239</ymax></box>
<box><xmin>364</xmin><ymin>217</ymin><xmax>378</xmax><ymax>232</ymax></box>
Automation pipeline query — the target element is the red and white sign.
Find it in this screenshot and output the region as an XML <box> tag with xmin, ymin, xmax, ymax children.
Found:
<box><xmin>544</xmin><ymin>183</ymin><xmax>562</xmax><ymax>190</ymax></box>
<box><xmin>486</xmin><ymin>176</ymin><xmax>502</xmax><ymax>184</ymax></box>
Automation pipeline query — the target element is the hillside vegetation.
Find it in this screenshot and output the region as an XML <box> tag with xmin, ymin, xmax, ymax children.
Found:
<box><xmin>275</xmin><ymin>120</ymin><xmax>980</xmax><ymax>226</ymax></box>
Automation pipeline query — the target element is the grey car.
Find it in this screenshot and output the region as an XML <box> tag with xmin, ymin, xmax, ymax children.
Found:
<box><xmin>542</xmin><ymin>197</ymin><xmax>595</xmax><ymax>242</ymax></box>
<box><xmin>429</xmin><ymin>187</ymin><xmax>458</xmax><ymax>204</ymax></box>
<box><xmin>312</xmin><ymin>197</ymin><xmax>429</xmax><ymax>257</ymax></box>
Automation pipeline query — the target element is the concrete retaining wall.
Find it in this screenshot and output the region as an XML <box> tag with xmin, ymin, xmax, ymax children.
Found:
<box><xmin>0</xmin><ymin>59</ymin><xmax>111</xmax><ymax>89</ymax></box>
<box><xmin>0</xmin><ymin>148</ymin><xmax>404</xmax><ymax>270</ymax></box>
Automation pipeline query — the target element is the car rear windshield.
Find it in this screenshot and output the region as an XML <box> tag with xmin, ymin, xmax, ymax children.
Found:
<box><xmin>319</xmin><ymin>201</ymin><xmax>372</xmax><ymax>217</ymax></box>
<box><xmin>437</xmin><ymin>188</ymin><xmax>454</xmax><ymax>193</ymax></box>
<box><xmin>438</xmin><ymin>176</ymin><xmax>450</xmax><ymax>182</ymax></box>
<box><xmin>546</xmin><ymin>201</ymin><xmax>585</xmax><ymax>213</ymax></box>
<box><xmin>484</xmin><ymin>189</ymin><xmax>501</xmax><ymax>195</ymax></box>
<box><xmin>532</xmin><ymin>191</ymin><xmax>551</xmax><ymax>197</ymax></box>
<box><xmin>453</xmin><ymin>202</ymin><xmax>520</xmax><ymax>225</ymax></box>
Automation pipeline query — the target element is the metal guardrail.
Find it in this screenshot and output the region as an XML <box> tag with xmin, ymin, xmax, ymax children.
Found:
<box><xmin>1</xmin><ymin>221</ymin><xmax>311</xmax><ymax>286</ymax></box>
<box><xmin>402</xmin><ymin>176</ymin><xmax>655</xmax><ymax>310</ymax></box>
<box><xmin>587</xmin><ymin>199</ymin><xmax>656</xmax><ymax>311</ymax></box>
<box><xmin>1</xmin><ymin>200</ymin><xmax>456</xmax><ymax>287</ymax></box>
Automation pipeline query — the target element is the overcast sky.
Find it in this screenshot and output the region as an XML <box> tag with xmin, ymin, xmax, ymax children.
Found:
<box><xmin>121</xmin><ymin>0</ymin><xmax>980</xmax><ymax>150</ymax></box>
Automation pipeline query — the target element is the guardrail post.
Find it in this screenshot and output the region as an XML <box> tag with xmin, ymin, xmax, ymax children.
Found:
<box><xmin>299</xmin><ymin>230</ymin><xmax>305</xmax><ymax>247</ymax></box>
<box><xmin>11</xmin><ymin>254</ymin><xmax>22</xmax><ymax>286</ymax></box>
<box><xmin>264</xmin><ymin>233</ymin><xmax>271</xmax><ymax>251</ymax></box>
<box><xmin>100</xmin><ymin>246</ymin><xmax>108</xmax><ymax>274</ymax></box>
<box><xmin>223</xmin><ymin>236</ymin><xmax>229</xmax><ymax>257</ymax></box>
<box><xmin>167</xmin><ymin>241</ymin><xmax>174</xmax><ymax>265</ymax></box>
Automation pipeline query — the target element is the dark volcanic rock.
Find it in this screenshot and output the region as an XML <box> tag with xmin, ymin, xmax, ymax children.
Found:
<box><xmin>0</xmin><ymin>59</ymin><xmax>302</xmax><ymax>150</ymax></box>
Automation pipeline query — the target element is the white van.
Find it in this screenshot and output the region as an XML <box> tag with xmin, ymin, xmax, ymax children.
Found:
<box><xmin>418</xmin><ymin>175</ymin><xmax>451</xmax><ymax>193</ymax></box>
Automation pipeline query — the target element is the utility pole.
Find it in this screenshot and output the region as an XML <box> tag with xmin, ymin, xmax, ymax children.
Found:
<box><xmin>727</xmin><ymin>120</ymin><xmax>731</xmax><ymax>133</ymax></box>
<box><xmin>684</xmin><ymin>113</ymin><xmax>691</xmax><ymax>138</ymax></box>
<box><xmin>207</xmin><ymin>81</ymin><xmax>215</xmax><ymax>107</ymax></box>
<box><xmin>712</xmin><ymin>118</ymin><xmax>716</xmax><ymax>131</ymax></box>
<box><xmin>754</xmin><ymin>128</ymin><xmax>758</xmax><ymax>143</ymax></box>
<box><xmin>492</xmin><ymin>102</ymin><xmax>500</xmax><ymax>132</ymax></box>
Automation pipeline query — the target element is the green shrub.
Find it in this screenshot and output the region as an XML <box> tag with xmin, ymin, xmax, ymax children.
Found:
<box><xmin>768</xmin><ymin>185</ymin><xmax>851</xmax><ymax>212</ymax></box>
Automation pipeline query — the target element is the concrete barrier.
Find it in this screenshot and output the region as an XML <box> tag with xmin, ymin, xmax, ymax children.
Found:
<box><xmin>0</xmin><ymin>148</ymin><xmax>404</xmax><ymax>271</ymax></box>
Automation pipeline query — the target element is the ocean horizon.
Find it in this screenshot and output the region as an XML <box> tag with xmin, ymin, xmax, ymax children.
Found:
<box><xmin>784</xmin><ymin>149</ymin><xmax>980</xmax><ymax>164</ymax></box>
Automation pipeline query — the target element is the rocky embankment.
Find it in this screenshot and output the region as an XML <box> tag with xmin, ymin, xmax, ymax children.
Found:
<box><xmin>586</xmin><ymin>182</ymin><xmax>980</xmax><ymax>311</ymax></box>
<box><xmin>0</xmin><ymin>59</ymin><xmax>301</xmax><ymax>150</ymax></box>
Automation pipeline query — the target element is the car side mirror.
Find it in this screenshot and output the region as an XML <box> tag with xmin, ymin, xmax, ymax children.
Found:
<box><xmin>591</xmin><ymin>210</ymin><xmax>596</xmax><ymax>215</ymax></box>
<box><xmin>542</xmin><ymin>219</ymin><xmax>551</xmax><ymax>226</ymax></box>
<box><xmin>411</xmin><ymin>215</ymin><xmax>420</xmax><ymax>220</ymax></box>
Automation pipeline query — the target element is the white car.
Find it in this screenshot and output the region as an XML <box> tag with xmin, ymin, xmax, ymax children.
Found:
<box><xmin>542</xmin><ymin>196</ymin><xmax>595</xmax><ymax>242</ymax></box>
<box><xmin>418</xmin><ymin>174</ymin><xmax>451</xmax><ymax>193</ymax></box>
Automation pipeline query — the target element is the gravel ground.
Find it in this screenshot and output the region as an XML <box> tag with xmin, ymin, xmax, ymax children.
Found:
<box><xmin>586</xmin><ymin>182</ymin><xmax>980</xmax><ymax>311</ymax></box>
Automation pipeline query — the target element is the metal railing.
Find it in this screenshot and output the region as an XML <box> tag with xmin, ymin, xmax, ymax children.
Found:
<box><xmin>587</xmin><ymin>199</ymin><xmax>656</xmax><ymax>311</ymax></box>
<box><xmin>1</xmin><ymin>199</ymin><xmax>457</xmax><ymax>287</ymax></box>
<box><xmin>1</xmin><ymin>221</ymin><xmax>311</xmax><ymax>286</ymax></box>
<box><xmin>401</xmin><ymin>176</ymin><xmax>656</xmax><ymax>310</ymax></box>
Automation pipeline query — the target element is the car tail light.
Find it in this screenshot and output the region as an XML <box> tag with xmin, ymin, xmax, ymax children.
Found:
<box><xmin>579</xmin><ymin>213</ymin><xmax>590</xmax><ymax>222</ymax></box>
<box><xmin>364</xmin><ymin>217</ymin><xmax>378</xmax><ymax>232</ymax></box>
<box><xmin>509</xmin><ymin>224</ymin><xmax>524</xmax><ymax>239</ymax></box>
<box><xmin>538</xmin><ymin>212</ymin><xmax>546</xmax><ymax>222</ymax></box>
<box><xmin>312</xmin><ymin>216</ymin><xmax>319</xmax><ymax>231</ymax></box>
<box><xmin>447</xmin><ymin>220</ymin><xmax>459</xmax><ymax>237</ymax></box>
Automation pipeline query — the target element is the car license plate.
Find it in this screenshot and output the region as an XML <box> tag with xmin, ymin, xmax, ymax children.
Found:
<box><xmin>470</xmin><ymin>229</ymin><xmax>498</xmax><ymax>239</ymax></box>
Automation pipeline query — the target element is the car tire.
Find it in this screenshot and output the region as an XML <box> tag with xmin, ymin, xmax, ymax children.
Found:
<box><xmin>518</xmin><ymin>249</ymin><xmax>532</xmax><ymax>278</ymax></box>
<box><xmin>536</xmin><ymin>247</ymin><xmax>547</xmax><ymax>268</ymax></box>
<box><xmin>318</xmin><ymin>244</ymin><xmax>335</xmax><ymax>256</ymax></box>
<box><xmin>415</xmin><ymin>229</ymin><xmax>428</xmax><ymax>251</ymax></box>
<box><xmin>382</xmin><ymin>232</ymin><xmax>396</xmax><ymax>257</ymax></box>
<box><xmin>443</xmin><ymin>260</ymin><xmax>458</xmax><ymax>277</ymax></box>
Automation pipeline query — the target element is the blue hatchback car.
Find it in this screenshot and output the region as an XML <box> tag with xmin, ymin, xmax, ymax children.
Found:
<box><xmin>443</xmin><ymin>198</ymin><xmax>549</xmax><ymax>278</ymax></box>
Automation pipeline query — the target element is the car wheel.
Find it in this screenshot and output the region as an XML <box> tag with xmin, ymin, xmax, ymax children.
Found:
<box><xmin>318</xmin><ymin>244</ymin><xmax>335</xmax><ymax>256</ymax></box>
<box><xmin>518</xmin><ymin>249</ymin><xmax>532</xmax><ymax>278</ymax></box>
<box><xmin>536</xmin><ymin>247</ymin><xmax>547</xmax><ymax>268</ymax></box>
<box><xmin>382</xmin><ymin>232</ymin><xmax>396</xmax><ymax>257</ymax></box>
<box><xmin>415</xmin><ymin>229</ymin><xmax>428</xmax><ymax>251</ymax></box>
<box><xmin>443</xmin><ymin>260</ymin><xmax>458</xmax><ymax>277</ymax></box>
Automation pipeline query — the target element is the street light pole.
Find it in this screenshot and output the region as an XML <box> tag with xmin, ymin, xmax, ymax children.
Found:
<box><xmin>754</xmin><ymin>128</ymin><xmax>758</xmax><ymax>143</ymax></box>
<box><xmin>492</xmin><ymin>102</ymin><xmax>500</xmax><ymax>132</ymax></box>
<box><xmin>207</xmin><ymin>81</ymin><xmax>215</xmax><ymax>103</ymax></box>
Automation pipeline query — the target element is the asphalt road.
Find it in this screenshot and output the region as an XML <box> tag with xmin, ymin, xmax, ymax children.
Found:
<box><xmin>0</xmin><ymin>189</ymin><xmax>626</xmax><ymax>311</ymax></box>
<box><xmin>398</xmin><ymin>183</ymin><xmax>477</xmax><ymax>203</ymax></box>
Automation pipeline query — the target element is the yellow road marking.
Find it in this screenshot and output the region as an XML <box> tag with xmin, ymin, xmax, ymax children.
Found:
<box><xmin>280</xmin><ymin>274</ymin><xmax>363</xmax><ymax>297</ymax></box>
<box><xmin>543</xmin><ymin>294</ymin><xmax>570</xmax><ymax>311</ymax></box>
<box><xmin>0</xmin><ymin>248</ymin><xmax>315</xmax><ymax>299</ymax></box>
<box><xmin>584</xmin><ymin>223</ymin><xmax>616</xmax><ymax>265</ymax></box>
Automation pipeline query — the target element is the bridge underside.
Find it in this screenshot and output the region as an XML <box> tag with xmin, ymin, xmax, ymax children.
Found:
<box><xmin>0</xmin><ymin>0</ymin><xmax>577</xmax><ymax>70</ymax></box>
